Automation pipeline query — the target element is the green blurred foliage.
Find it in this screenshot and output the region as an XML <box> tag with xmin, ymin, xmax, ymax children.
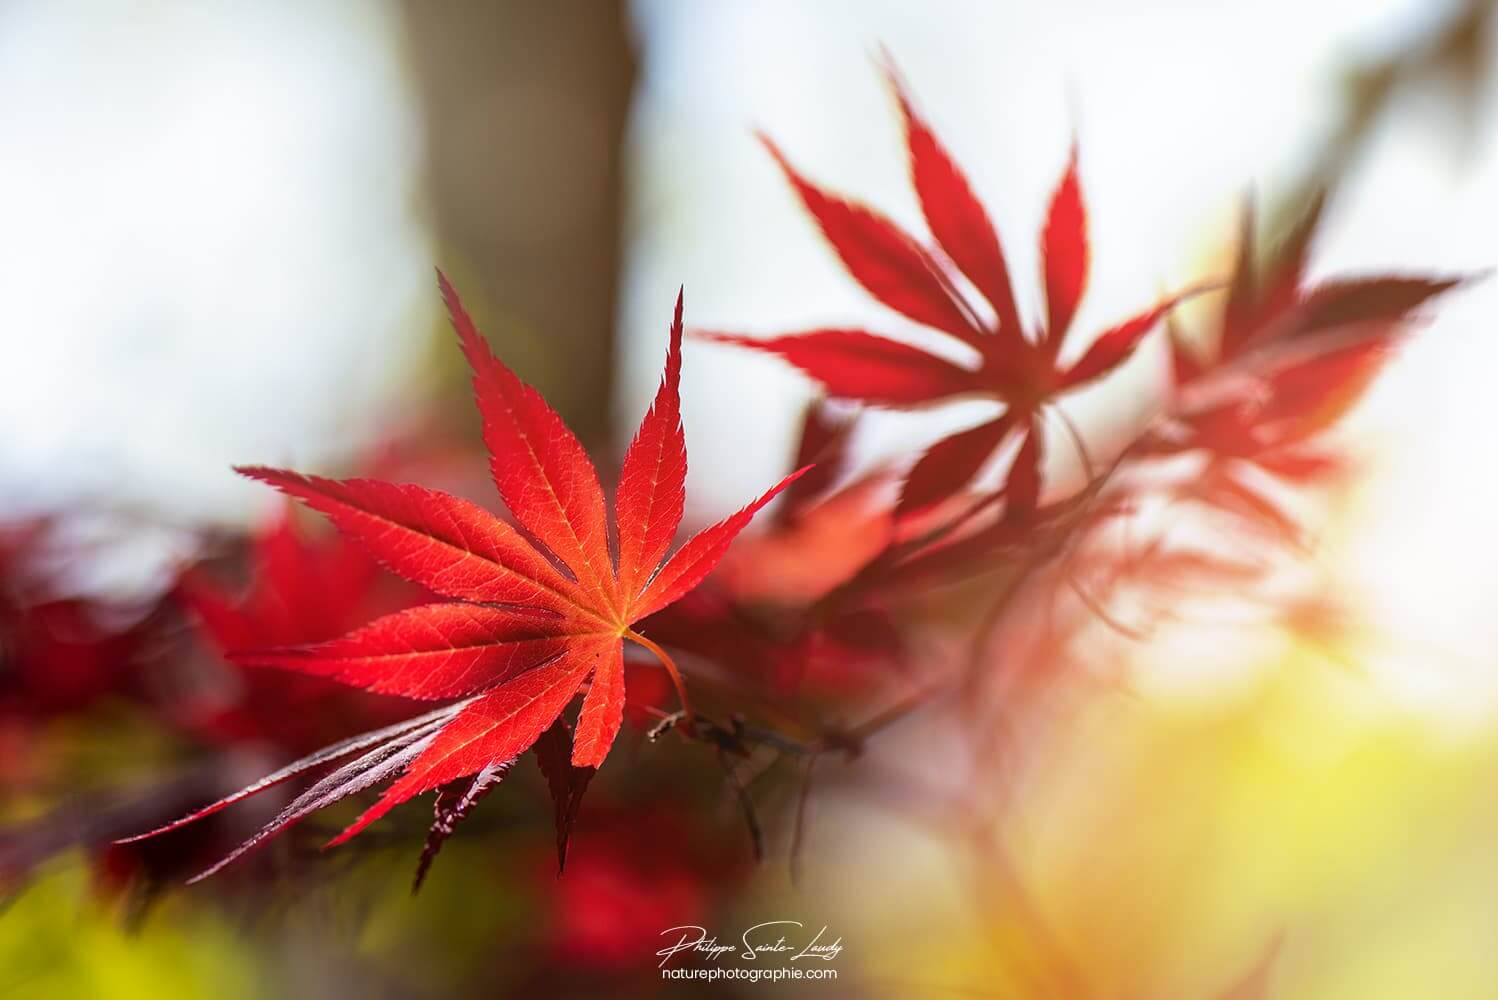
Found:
<box><xmin>0</xmin><ymin>863</ymin><xmax>263</xmax><ymax>1000</ymax></box>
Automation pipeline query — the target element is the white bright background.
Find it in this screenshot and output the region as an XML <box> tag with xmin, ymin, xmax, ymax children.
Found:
<box><xmin>0</xmin><ymin>0</ymin><xmax>431</xmax><ymax>601</ymax></box>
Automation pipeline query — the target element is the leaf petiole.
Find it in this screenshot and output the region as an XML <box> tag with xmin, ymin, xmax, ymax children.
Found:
<box><xmin>624</xmin><ymin>629</ymin><xmax>693</xmax><ymax>727</ymax></box>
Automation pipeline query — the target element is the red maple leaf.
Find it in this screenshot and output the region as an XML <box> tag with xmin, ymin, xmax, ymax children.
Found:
<box><xmin>700</xmin><ymin>61</ymin><xmax>1197</xmax><ymax>518</ymax></box>
<box><xmin>1156</xmin><ymin>194</ymin><xmax>1464</xmax><ymax>537</ymax></box>
<box><xmin>534</xmin><ymin>803</ymin><xmax>744</xmax><ymax>975</ymax></box>
<box><xmin>173</xmin><ymin>504</ymin><xmax>420</xmax><ymax>753</ymax></box>
<box><xmin>1168</xmin><ymin>192</ymin><xmax>1460</xmax><ymax>384</ymax></box>
<box><xmin>0</xmin><ymin>523</ymin><xmax>161</xmax><ymax>723</ymax></box>
<box><xmin>120</xmin><ymin>276</ymin><xmax>806</xmax><ymax>880</ymax></box>
<box><xmin>179</xmin><ymin>507</ymin><xmax>388</xmax><ymax>653</ymax></box>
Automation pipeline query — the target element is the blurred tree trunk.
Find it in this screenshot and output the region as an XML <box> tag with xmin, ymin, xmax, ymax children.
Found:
<box><xmin>401</xmin><ymin>1</ymin><xmax>636</xmax><ymax>445</ymax></box>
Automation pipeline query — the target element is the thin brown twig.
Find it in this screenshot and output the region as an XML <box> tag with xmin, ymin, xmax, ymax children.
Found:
<box><xmin>716</xmin><ymin>749</ymin><xmax>765</xmax><ymax>863</ymax></box>
<box><xmin>789</xmin><ymin>752</ymin><xmax>819</xmax><ymax>887</ymax></box>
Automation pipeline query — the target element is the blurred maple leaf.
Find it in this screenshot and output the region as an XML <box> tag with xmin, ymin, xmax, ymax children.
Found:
<box><xmin>701</xmin><ymin>60</ymin><xmax>1199</xmax><ymax>519</ymax></box>
<box><xmin>180</xmin><ymin>508</ymin><xmax>387</xmax><ymax>652</ymax></box>
<box><xmin>1156</xmin><ymin>194</ymin><xmax>1464</xmax><ymax>539</ymax></box>
<box><xmin>0</xmin><ymin>597</ymin><xmax>148</xmax><ymax>719</ymax></box>
<box><xmin>1167</xmin><ymin>192</ymin><xmax>1461</xmax><ymax>382</ymax></box>
<box><xmin>121</xmin><ymin>277</ymin><xmax>807</xmax><ymax>882</ymax></box>
<box><xmin>0</xmin><ymin>523</ymin><xmax>164</xmax><ymax>730</ymax></box>
<box><xmin>530</xmin><ymin>802</ymin><xmax>747</xmax><ymax>978</ymax></box>
<box><xmin>173</xmin><ymin>506</ymin><xmax>420</xmax><ymax>754</ymax></box>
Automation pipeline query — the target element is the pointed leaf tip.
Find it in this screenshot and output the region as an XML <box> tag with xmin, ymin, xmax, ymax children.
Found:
<box><xmin>616</xmin><ymin>295</ymin><xmax>690</xmax><ymax>598</ymax></box>
<box><xmin>757</xmin><ymin>130</ymin><xmax>984</xmax><ymax>345</ymax></box>
<box><xmin>629</xmin><ymin>464</ymin><xmax>813</xmax><ymax>621</ymax></box>
<box><xmin>440</xmin><ymin>271</ymin><xmax>615</xmax><ymax>598</ymax></box>
<box><xmin>535</xmin><ymin>719</ymin><xmax>597</xmax><ymax>873</ymax></box>
<box><xmin>1042</xmin><ymin>142</ymin><xmax>1089</xmax><ymax>347</ymax></box>
<box><xmin>411</xmin><ymin>761</ymin><xmax>511</xmax><ymax>895</ymax></box>
<box><xmin>882</xmin><ymin>56</ymin><xmax>1024</xmax><ymax>351</ymax></box>
<box><xmin>897</xmin><ymin>416</ymin><xmax>1013</xmax><ymax>518</ymax></box>
<box><xmin>1060</xmin><ymin>285</ymin><xmax>1216</xmax><ymax>389</ymax></box>
<box><xmin>113</xmin><ymin>704</ymin><xmax>464</xmax><ymax>858</ymax></box>
<box><xmin>695</xmin><ymin>328</ymin><xmax>981</xmax><ymax>406</ymax></box>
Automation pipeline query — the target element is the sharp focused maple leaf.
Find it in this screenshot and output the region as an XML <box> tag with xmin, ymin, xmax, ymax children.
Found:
<box><xmin>119</xmin><ymin>276</ymin><xmax>806</xmax><ymax>879</ymax></box>
<box><xmin>700</xmin><ymin>60</ymin><xmax>1199</xmax><ymax>518</ymax></box>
